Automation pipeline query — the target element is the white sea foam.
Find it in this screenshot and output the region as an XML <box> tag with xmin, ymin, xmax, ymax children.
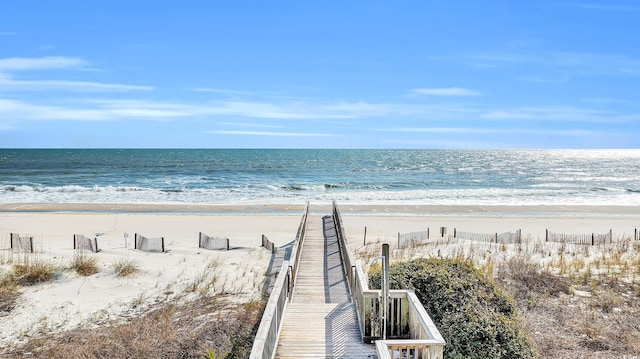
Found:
<box><xmin>2</xmin><ymin>149</ymin><xmax>640</xmax><ymax>206</ymax></box>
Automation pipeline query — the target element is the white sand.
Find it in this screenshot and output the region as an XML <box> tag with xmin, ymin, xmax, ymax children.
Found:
<box><xmin>0</xmin><ymin>209</ymin><xmax>301</xmax><ymax>346</ymax></box>
<box><xmin>2</xmin><ymin>203</ymin><xmax>640</xmax><ymax>348</ymax></box>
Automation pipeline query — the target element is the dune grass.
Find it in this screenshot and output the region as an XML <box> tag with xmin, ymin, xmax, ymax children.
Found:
<box><xmin>11</xmin><ymin>255</ymin><xmax>58</xmax><ymax>286</ymax></box>
<box><xmin>70</xmin><ymin>252</ymin><xmax>98</xmax><ymax>276</ymax></box>
<box><xmin>112</xmin><ymin>257</ymin><xmax>139</xmax><ymax>277</ymax></box>
<box><xmin>3</xmin><ymin>293</ymin><xmax>265</xmax><ymax>359</ymax></box>
<box><xmin>1</xmin><ymin>254</ymin><xmax>60</xmax><ymax>315</ymax></box>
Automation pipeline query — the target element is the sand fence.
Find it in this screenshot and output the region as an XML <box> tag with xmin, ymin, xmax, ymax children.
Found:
<box><xmin>397</xmin><ymin>227</ymin><xmax>522</xmax><ymax>248</ymax></box>
<box><xmin>546</xmin><ymin>229</ymin><xmax>613</xmax><ymax>246</ymax></box>
<box><xmin>455</xmin><ymin>229</ymin><xmax>522</xmax><ymax>244</ymax></box>
<box><xmin>73</xmin><ymin>234</ymin><xmax>100</xmax><ymax>253</ymax></box>
<box><xmin>10</xmin><ymin>233</ymin><xmax>35</xmax><ymax>253</ymax></box>
<box><xmin>198</xmin><ymin>232</ymin><xmax>229</xmax><ymax>250</ymax></box>
<box><xmin>395</xmin><ymin>226</ymin><xmax>640</xmax><ymax>249</ymax></box>
<box><xmin>261</xmin><ymin>234</ymin><xmax>277</xmax><ymax>253</ymax></box>
<box><xmin>133</xmin><ymin>233</ymin><xmax>166</xmax><ymax>253</ymax></box>
<box><xmin>2</xmin><ymin>232</ymin><xmax>241</xmax><ymax>254</ymax></box>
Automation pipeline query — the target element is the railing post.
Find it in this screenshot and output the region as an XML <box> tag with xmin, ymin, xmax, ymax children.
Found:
<box><xmin>382</xmin><ymin>243</ymin><xmax>390</xmax><ymax>340</ymax></box>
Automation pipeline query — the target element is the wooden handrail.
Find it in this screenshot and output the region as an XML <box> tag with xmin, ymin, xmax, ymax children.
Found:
<box><xmin>288</xmin><ymin>200</ymin><xmax>309</xmax><ymax>293</ymax></box>
<box><xmin>249</xmin><ymin>201</ymin><xmax>309</xmax><ymax>359</ymax></box>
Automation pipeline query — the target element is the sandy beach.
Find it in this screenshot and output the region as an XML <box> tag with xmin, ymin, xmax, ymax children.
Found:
<box><xmin>2</xmin><ymin>202</ymin><xmax>640</xmax><ymax>352</ymax></box>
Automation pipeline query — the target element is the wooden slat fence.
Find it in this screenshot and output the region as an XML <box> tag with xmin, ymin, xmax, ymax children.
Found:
<box><xmin>546</xmin><ymin>229</ymin><xmax>612</xmax><ymax>245</ymax></box>
<box><xmin>134</xmin><ymin>233</ymin><xmax>165</xmax><ymax>252</ymax></box>
<box><xmin>73</xmin><ymin>234</ymin><xmax>99</xmax><ymax>252</ymax></box>
<box><xmin>454</xmin><ymin>229</ymin><xmax>521</xmax><ymax>244</ymax></box>
<box><xmin>261</xmin><ymin>234</ymin><xmax>277</xmax><ymax>253</ymax></box>
<box><xmin>455</xmin><ymin>231</ymin><xmax>495</xmax><ymax>243</ymax></box>
<box><xmin>398</xmin><ymin>229</ymin><xmax>429</xmax><ymax>248</ymax></box>
<box><xmin>10</xmin><ymin>233</ymin><xmax>34</xmax><ymax>253</ymax></box>
<box><xmin>198</xmin><ymin>232</ymin><xmax>229</xmax><ymax>250</ymax></box>
<box><xmin>497</xmin><ymin>230</ymin><xmax>521</xmax><ymax>244</ymax></box>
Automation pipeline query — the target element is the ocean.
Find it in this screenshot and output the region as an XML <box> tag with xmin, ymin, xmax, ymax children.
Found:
<box><xmin>1</xmin><ymin>149</ymin><xmax>639</xmax><ymax>206</ymax></box>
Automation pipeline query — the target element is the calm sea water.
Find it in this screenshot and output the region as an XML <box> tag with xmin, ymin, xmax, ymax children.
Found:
<box><xmin>1</xmin><ymin>149</ymin><xmax>639</xmax><ymax>206</ymax></box>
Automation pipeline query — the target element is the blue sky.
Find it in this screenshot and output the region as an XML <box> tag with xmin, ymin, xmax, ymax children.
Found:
<box><xmin>0</xmin><ymin>1</ymin><xmax>639</xmax><ymax>149</ymax></box>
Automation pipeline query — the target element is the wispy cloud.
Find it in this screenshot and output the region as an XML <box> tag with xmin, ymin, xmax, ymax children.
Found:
<box><xmin>216</xmin><ymin>121</ymin><xmax>283</xmax><ymax>129</ymax></box>
<box><xmin>468</xmin><ymin>51</ymin><xmax>640</xmax><ymax>76</ymax></box>
<box><xmin>564</xmin><ymin>3</ymin><xmax>640</xmax><ymax>11</ymax></box>
<box><xmin>199</xmin><ymin>101</ymin><xmax>415</xmax><ymax>119</ymax></box>
<box><xmin>387</xmin><ymin>127</ymin><xmax>510</xmax><ymax>134</ymax></box>
<box><xmin>481</xmin><ymin>105</ymin><xmax>640</xmax><ymax>124</ymax></box>
<box><xmin>207</xmin><ymin>130</ymin><xmax>336</xmax><ymax>137</ymax></box>
<box><xmin>4</xmin><ymin>94</ymin><xmax>631</xmax><ymax>127</ymax></box>
<box><xmin>0</xmin><ymin>98</ymin><xmax>416</xmax><ymax>122</ymax></box>
<box><xmin>412</xmin><ymin>87</ymin><xmax>482</xmax><ymax>96</ymax></box>
<box><xmin>0</xmin><ymin>75</ymin><xmax>153</xmax><ymax>92</ymax></box>
<box><xmin>0</xmin><ymin>56</ymin><xmax>87</xmax><ymax>71</ymax></box>
<box><xmin>0</xmin><ymin>99</ymin><xmax>189</xmax><ymax>121</ymax></box>
<box><xmin>516</xmin><ymin>75</ymin><xmax>568</xmax><ymax>83</ymax></box>
<box><xmin>386</xmin><ymin>126</ymin><xmax>603</xmax><ymax>137</ymax></box>
<box><xmin>0</xmin><ymin>56</ymin><xmax>151</xmax><ymax>92</ymax></box>
<box><xmin>191</xmin><ymin>88</ymin><xmax>255</xmax><ymax>96</ymax></box>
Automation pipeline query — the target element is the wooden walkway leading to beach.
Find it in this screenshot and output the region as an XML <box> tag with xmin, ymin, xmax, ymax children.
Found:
<box><xmin>274</xmin><ymin>214</ymin><xmax>375</xmax><ymax>359</ymax></box>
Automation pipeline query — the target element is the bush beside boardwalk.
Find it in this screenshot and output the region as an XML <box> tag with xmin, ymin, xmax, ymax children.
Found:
<box><xmin>370</xmin><ymin>257</ymin><xmax>536</xmax><ymax>359</ymax></box>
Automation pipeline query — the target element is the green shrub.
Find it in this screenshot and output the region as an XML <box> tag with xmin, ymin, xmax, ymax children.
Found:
<box><xmin>370</xmin><ymin>256</ymin><xmax>536</xmax><ymax>359</ymax></box>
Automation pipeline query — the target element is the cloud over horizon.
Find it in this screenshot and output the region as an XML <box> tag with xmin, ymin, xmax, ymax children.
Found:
<box><xmin>0</xmin><ymin>2</ymin><xmax>638</xmax><ymax>148</ymax></box>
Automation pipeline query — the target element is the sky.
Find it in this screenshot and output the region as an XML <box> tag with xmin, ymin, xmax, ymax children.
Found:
<box><xmin>0</xmin><ymin>1</ymin><xmax>639</xmax><ymax>149</ymax></box>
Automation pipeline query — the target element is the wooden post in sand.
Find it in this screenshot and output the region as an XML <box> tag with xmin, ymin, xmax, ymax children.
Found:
<box><xmin>364</xmin><ymin>226</ymin><xmax>367</xmax><ymax>246</ymax></box>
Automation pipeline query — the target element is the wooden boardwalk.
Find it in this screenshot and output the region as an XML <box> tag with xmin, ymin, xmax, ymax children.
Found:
<box><xmin>275</xmin><ymin>214</ymin><xmax>375</xmax><ymax>359</ymax></box>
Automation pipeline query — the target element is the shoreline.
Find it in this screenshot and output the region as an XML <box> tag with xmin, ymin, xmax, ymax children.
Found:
<box><xmin>2</xmin><ymin>202</ymin><xmax>640</xmax><ymax>216</ymax></box>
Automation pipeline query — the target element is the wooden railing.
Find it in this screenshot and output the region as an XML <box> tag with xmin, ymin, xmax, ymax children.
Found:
<box><xmin>249</xmin><ymin>261</ymin><xmax>292</xmax><ymax>359</ymax></box>
<box><xmin>249</xmin><ymin>201</ymin><xmax>309</xmax><ymax>359</ymax></box>
<box><xmin>332</xmin><ymin>200</ymin><xmax>446</xmax><ymax>358</ymax></box>
<box><xmin>375</xmin><ymin>339</ymin><xmax>446</xmax><ymax>359</ymax></box>
<box><xmin>288</xmin><ymin>201</ymin><xmax>309</xmax><ymax>294</ymax></box>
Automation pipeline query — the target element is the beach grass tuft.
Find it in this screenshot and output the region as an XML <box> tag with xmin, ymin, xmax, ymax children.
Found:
<box><xmin>112</xmin><ymin>258</ymin><xmax>139</xmax><ymax>277</ymax></box>
<box><xmin>70</xmin><ymin>252</ymin><xmax>98</xmax><ymax>276</ymax></box>
<box><xmin>11</xmin><ymin>255</ymin><xmax>58</xmax><ymax>286</ymax></box>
